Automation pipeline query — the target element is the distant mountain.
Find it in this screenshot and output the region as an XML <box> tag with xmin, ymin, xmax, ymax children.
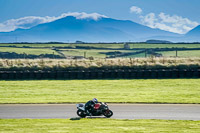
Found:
<box><xmin>186</xmin><ymin>25</ymin><xmax>200</xmax><ymax>36</ymax></box>
<box><xmin>176</xmin><ymin>25</ymin><xmax>200</xmax><ymax>42</ymax></box>
<box><xmin>146</xmin><ymin>40</ymin><xmax>172</xmax><ymax>44</ymax></box>
<box><xmin>0</xmin><ymin>16</ymin><xmax>182</xmax><ymax>43</ymax></box>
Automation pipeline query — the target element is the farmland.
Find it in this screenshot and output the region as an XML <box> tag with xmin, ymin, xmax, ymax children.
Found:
<box><xmin>1</xmin><ymin>43</ymin><xmax>200</xmax><ymax>48</ymax></box>
<box><xmin>60</xmin><ymin>49</ymin><xmax>137</xmax><ymax>58</ymax></box>
<box><xmin>158</xmin><ymin>50</ymin><xmax>200</xmax><ymax>57</ymax></box>
<box><xmin>1</xmin><ymin>43</ymin><xmax>200</xmax><ymax>58</ymax></box>
<box><xmin>0</xmin><ymin>47</ymin><xmax>59</xmax><ymax>55</ymax></box>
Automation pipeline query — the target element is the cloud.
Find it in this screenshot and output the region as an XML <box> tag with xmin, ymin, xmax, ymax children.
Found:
<box><xmin>0</xmin><ymin>12</ymin><xmax>108</xmax><ymax>32</ymax></box>
<box><xmin>0</xmin><ymin>16</ymin><xmax>55</xmax><ymax>32</ymax></box>
<box><xmin>130</xmin><ymin>6</ymin><xmax>142</xmax><ymax>14</ymax></box>
<box><xmin>130</xmin><ymin>5</ymin><xmax>199</xmax><ymax>34</ymax></box>
<box><xmin>140</xmin><ymin>12</ymin><xmax>199</xmax><ymax>34</ymax></box>
<box><xmin>69</xmin><ymin>12</ymin><xmax>108</xmax><ymax>20</ymax></box>
<box><xmin>57</xmin><ymin>12</ymin><xmax>108</xmax><ymax>21</ymax></box>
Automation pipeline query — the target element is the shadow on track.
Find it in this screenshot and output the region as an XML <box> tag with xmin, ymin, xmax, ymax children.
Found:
<box><xmin>70</xmin><ymin>116</ymin><xmax>108</xmax><ymax>120</ymax></box>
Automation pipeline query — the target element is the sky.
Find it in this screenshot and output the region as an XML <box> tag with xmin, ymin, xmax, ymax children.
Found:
<box><xmin>0</xmin><ymin>0</ymin><xmax>200</xmax><ymax>34</ymax></box>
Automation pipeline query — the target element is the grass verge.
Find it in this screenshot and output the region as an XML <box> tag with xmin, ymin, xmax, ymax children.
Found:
<box><xmin>0</xmin><ymin>79</ymin><xmax>200</xmax><ymax>104</ymax></box>
<box><xmin>0</xmin><ymin>119</ymin><xmax>200</xmax><ymax>133</ymax></box>
<box><xmin>1</xmin><ymin>58</ymin><xmax>200</xmax><ymax>71</ymax></box>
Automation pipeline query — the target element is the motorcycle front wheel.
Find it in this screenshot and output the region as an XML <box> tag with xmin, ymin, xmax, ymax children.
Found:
<box><xmin>77</xmin><ymin>109</ymin><xmax>86</xmax><ymax>118</ymax></box>
<box><xmin>103</xmin><ymin>110</ymin><xmax>113</xmax><ymax>118</ymax></box>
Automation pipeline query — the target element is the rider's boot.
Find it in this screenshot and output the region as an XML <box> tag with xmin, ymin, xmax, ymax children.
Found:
<box><xmin>86</xmin><ymin>110</ymin><xmax>92</xmax><ymax>116</ymax></box>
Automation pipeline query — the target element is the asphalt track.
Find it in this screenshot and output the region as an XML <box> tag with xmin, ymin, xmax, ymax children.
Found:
<box><xmin>0</xmin><ymin>104</ymin><xmax>200</xmax><ymax>120</ymax></box>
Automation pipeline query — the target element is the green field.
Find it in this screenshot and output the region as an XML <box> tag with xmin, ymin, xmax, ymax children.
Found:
<box><xmin>129</xmin><ymin>43</ymin><xmax>200</xmax><ymax>49</ymax></box>
<box><xmin>0</xmin><ymin>79</ymin><xmax>200</xmax><ymax>104</ymax></box>
<box><xmin>61</xmin><ymin>49</ymin><xmax>137</xmax><ymax>58</ymax></box>
<box><xmin>0</xmin><ymin>119</ymin><xmax>199</xmax><ymax>133</ymax></box>
<box><xmin>158</xmin><ymin>50</ymin><xmax>200</xmax><ymax>57</ymax></box>
<box><xmin>61</xmin><ymin>49</ymin><xmax>200</xmax><ymax>58</ymax></box>
<box><xmin>1</xmin><ymin>43</ymin><xmax>200</xmax><ymax>48</ymax></box>
<box><xmin>0</xmin><ymin>43</ymin><xmax>125</xmax><ymax>48</ymax></box>
<box><xmin>126</xmin><ymin>52</ymin><xmax>147</xmax><ymax>58</ymax></box>
<box><xmin>1</xmin><ymin>43</ymin><xmax>200</xmax><ymax>58</ymax></box>
<box><xmin>0</xmin><ymin>47</ymin><xmax>59</xmax><ymax>55</ymax></box>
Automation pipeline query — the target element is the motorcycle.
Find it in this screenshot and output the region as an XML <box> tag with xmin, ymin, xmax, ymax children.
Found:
<box><xmin>76</xmin><ymin>102</ymin><xmax>113</xmax><ymax>118</ymax></box>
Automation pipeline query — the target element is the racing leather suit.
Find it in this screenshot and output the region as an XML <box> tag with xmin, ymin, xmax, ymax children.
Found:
<box><xmin>85</xmin><ymin>100</ymin><xmax>95</xmax><ymax>114</ymax></box>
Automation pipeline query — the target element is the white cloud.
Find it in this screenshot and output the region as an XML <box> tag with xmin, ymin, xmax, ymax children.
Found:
<box><xmin>130</xmin><ymin>6</ymin><xmax>142</xmax><ymax>14</ymax></box>
<box><xmin>140</xmin><ymin>13</ymin><xmax>157</xmax><ymax>27</ymax></box>
<box><xmin>0</xmin><ymin>16</ymin><xmax>55</xmax><ymax>32</ymax></box>
<box><xmin>140</xmin><ymin>12</ymin><xmax>199</xmax><ymax>34</ymax></box>
<box><xmin>129</xmin><ymin>6</ymin><xmax>199</xmax><ymax>34</ymax></box>
<box><xmin>0</xmin><ymin>12</ymin><xmax>108</xmax><ymax>32</ymax></box>
<box><xmin>58</xmin><ymin>12</ymin><xmax>108</xmax><ymax>21</ymax></box>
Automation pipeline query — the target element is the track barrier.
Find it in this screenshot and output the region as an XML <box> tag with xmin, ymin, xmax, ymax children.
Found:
<box><xmin>0</xmin><ymin>69</ymin><xmax>199</xmax><ymax>80</ymax></box>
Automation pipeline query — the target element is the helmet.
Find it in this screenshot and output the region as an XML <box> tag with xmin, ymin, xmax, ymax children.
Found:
<box><xmin>92</xmin><ymin>98</ymin><xmax>98</xmax><ymax>103</ymax></box>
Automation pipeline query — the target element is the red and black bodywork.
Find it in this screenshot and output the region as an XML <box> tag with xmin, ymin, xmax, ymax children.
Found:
<box><xmin>76</xmin><ymin>102</ymin><xmax>113</xmax><ymax>118</ymax></box>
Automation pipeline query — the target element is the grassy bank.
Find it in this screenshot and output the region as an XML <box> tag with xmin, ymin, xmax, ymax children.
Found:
<box><xmin>0</xmin><ymin>119</ymin><xmax>199</xmax><ymax>133</ymax></box>
<box><xmin>0</xmin><ymin>58</ymin><xmax>200</xmax><ymax>71</ymax></box>
<box><xmin>0</xmin><ymin>79</ymin><xmax>200</xmax><ymax>104</ymax></box>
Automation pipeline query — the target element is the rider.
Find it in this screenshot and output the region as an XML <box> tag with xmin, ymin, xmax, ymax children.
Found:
<box><xmin>85</xmin><ymin>98</ymin><xmax>98</xmax><ymax>115</ymax></box>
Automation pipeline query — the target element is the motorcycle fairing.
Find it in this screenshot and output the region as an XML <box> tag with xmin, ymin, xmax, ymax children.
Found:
<box><xmin>94</xmin><ymin>103</ymin><xmax>101</xmax><ymax>110</ymax></box>
<box><xmin>76</xmin><ymin>103</ymin><xmax>85</xmax><ymax>111</ymax></box>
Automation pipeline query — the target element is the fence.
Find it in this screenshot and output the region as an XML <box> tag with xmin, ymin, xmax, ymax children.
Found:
<box><xmin>0</xmin><ymin>69</ymin><xmax>199</xmax><ymax>80</ymax></box>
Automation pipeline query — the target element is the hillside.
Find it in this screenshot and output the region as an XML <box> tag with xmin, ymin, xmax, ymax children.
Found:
<box><xmin>0</xmin><ymin>16</ymin><xmax>179</xmax><ymax>43</ymax></box>
<box><xmin>181</xmin><ymin>25</ymin><xmax>200</xmax><ymax>42</ymax></box>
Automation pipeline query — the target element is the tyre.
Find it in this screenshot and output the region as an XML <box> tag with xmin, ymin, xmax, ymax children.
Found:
<box><xmin>77</xmin><ymin>110</ymin><xmax>86</xmax><ymax>118</ymax></box>
<box><xmin>103</xmin><ymin>110</ymin><xmax>113</xmax><ymax>118</ymax></box>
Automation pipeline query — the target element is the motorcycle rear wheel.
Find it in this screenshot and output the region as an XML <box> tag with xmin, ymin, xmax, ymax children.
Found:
<box><xmin>77</xmin><ymin>110</ymin><xmax>86</xmax><ymax>118</ymax></box>
<box><xmin>103</xmin><ymin>110</ymin><xmax>113</xmax><ymax>118</ymax></box>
